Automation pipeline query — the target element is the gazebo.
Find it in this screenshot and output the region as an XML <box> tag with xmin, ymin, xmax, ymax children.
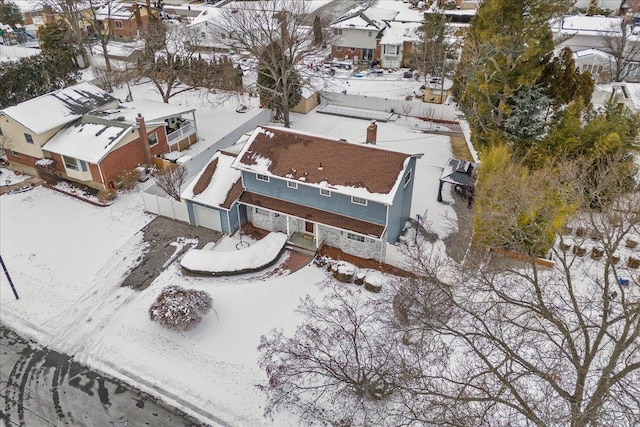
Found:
<box><xmin>437</xmin><ymin>158</ymin><xmax>478</xmax><ymax>208</ymax></box>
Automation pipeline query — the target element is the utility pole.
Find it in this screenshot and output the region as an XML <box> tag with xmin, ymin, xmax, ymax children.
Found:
<box><xmin>0</xmin><ymin>255</ymin><xmax>19</xmax><ymax>300</ymax></box>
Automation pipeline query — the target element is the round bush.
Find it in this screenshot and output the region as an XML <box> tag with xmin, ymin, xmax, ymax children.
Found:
<box><xmin>149</xmin><ymin>286</ymin><xmax>213</xmax><ymax>331</ymax></box>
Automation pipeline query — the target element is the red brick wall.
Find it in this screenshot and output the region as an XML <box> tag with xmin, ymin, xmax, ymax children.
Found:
<box><xmin>402</xmin><ymin>41</ymin><xmax>413</xmax><ymax>66</ymax></box>
<box><xmin>99</xmin><ymin>138</ymin><xmax>148</xmax><ymax>186</ymax></box>
<box><xmin>148</xmin><ymin>128</ymin><xmax>169</xmax><ymax>157</ymax></box>
<box><xmin>5</xmin><ymin>150</ymin><xmax>40</xmax><ymax>169</ymax></box>
<box><xmin>109</xmin><ymin>6</ymin><xmax>157</xmax><ymax>41</ymax></box>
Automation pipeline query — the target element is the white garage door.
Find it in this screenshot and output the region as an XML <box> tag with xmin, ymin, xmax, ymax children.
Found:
<box><xmin>194</xmin><ymin>204</ymin><xmax>222</xmax><ymax>231</ymax></box>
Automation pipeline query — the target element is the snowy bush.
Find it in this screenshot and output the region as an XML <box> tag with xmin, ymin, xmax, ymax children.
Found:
<box><xmin>149</xmin><ymin>286</ymin><xmax>213</xmax><ymax>331</ymax></box>
<box><xmin>35</xmin><ymin>158</ymin><xmax>58</xmax><ymax>184</ymax></box>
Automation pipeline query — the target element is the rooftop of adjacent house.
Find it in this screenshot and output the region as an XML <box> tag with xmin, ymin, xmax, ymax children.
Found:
<box><xmin>42</xmin><ymin>117</ymin><xmax>131</xmax><ymax>164</ymax></box>
<box><xmin>11</xmin><ymin>0</ymin><xmax>44</xmax><ymax>13</ymax></box>
<box><xmin>93</xmin><ymin>99</ymin><xmax>195</xmax><ymax>125</ymax></box>
<box><xmin>572</xmin><ymin>47</ymin><xmax>616</xmax><ymax>60</ymax></box>
<box><xmin>379</xmin><ymin>21</ymin><xmax>421</xmax><ymax>45</ymax></box>
<box><xmin>189</xmin><ymin>5</ymin><xmax>223</xmax><ymax>26</ymax></box>
<box><xmin>332</xmin><ymin>6</ymin><xmax>397</xmax><ymax>30</ymax></box>
<box><xmin>375</xmin><ymin>0</ymin><xmax>425</xmax><ymax>22</ymax></box>
<box><xmin>232</xmin><ymin>126</ymin><xmax>416</xmax><ymax>205</ymax></box>
<box><xmin>182</xmin><ymin>151</ymin><xmax>242</xmax><ymax>210</ymax></box>
<box><xmin>558</xmin><ymin>15</ymin><xmax>629</xmax><ymax>34</ymax></box>
<box><xmin>93</xmin><ymin>1</ymin><xmax>152</xmax><ymax>20</ymax></box>
<box><xmin>0</xmin><ymin>45</ymin><xmax>40</xmax><ymax>62</ymax></box>
<box><xmin>1</xmin><ymin>82</ymin><xmax>118</xmax><ymax>135</ymax></box>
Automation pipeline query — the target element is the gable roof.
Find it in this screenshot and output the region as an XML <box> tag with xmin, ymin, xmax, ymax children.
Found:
<box><xmin>1</xmin><ymin>82</ymin><xmax>117</xmax><ymax>135</ymax></box>
<box><xmin>332</xmin><ymin>6</ymin><xmax>398</xmax><ymax>30</ymax></box>
<box><xmin>42</xmin><ymin>117</ymin><xmax>132</xmax><ymax>163</ymax></box>
<box><xmin>232</xmin><ymin>126</ymin><xmax>414</xmax><ymax>205</ymax></box>
<box><xmin>41</xmin><ymin>98</ymin><xmax>195</xmax><ymax>163</ymax></box>
<box><xmin>182</xmin><ymin>151</ymin><xmax>243</xmax><ymax>210</ymax></box>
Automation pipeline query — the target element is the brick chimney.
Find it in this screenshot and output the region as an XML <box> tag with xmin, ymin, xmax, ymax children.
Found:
<box><xmin>366</xmin><ymin>120</ymin><xmax>377</xmax><ymax>144</ymax></box>
<box><xmin>136</xmin><ymin>113</ymin><xmax>153</xmax><ymax>165</ymax></box>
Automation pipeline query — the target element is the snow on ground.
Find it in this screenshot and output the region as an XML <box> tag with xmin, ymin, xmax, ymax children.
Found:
<box><xmin>0</xmin><ymin>167</ymin><xmax>30</xmax><ymax>187</ymax></box>
<box><xmin>0</xmin><ymin>62</ymin><xmax>459</xmax><ymax>425</ymax></box>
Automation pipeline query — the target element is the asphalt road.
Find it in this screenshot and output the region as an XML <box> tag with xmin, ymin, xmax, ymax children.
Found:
<box><xmin>0</xmin><ymin>326</ymin><xmax>205</xmax><ymax>427</ymax></box>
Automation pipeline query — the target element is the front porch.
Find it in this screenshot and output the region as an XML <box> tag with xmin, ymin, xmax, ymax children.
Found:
<box><xmin>287</xmin><ymin>231</ymin><xmax>321</xmax><ymax>255</ymax></box>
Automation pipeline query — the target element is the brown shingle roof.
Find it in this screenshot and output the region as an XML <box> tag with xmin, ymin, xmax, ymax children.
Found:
<box><xmin>193</xmin><ymin>157</ymin><xmax>218</xmax><ymax>195</ymax></box>
<box><xmin>221</xmin><ymin>179</ymin><xmax>243</xmax><ymax>209</ymax></box>
<box><xmin>240</xmin><ymin>192</ymin><xmax>386</xmax><ymax>238</ymax></box>
<box><xmin>237</xmin><ymin>127</ymin><xmax>411</xmax><ymax>196</ymax></box>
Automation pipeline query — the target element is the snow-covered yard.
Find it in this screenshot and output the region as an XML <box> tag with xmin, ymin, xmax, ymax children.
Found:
<box><xmin>1</xmin><ymin>72</ymin><xmax>460</xmax><ymax>425</ymax></box>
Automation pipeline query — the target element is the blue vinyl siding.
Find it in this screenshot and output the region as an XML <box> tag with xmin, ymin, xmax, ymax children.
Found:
<box><xmin>386</xmin><ymin>157</ymin><xmax>417</xmax><ymax>243</ymax></box>
<box><xmin>242</xmin><ymin>172</ymin><xmax>388</xmax><ymax>224</ymax></box>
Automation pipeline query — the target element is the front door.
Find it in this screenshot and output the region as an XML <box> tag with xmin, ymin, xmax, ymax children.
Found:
<box><xmin>305</xmin><ymin>221</ymin><xmax>314</xmax><ymax>234</ymax></box>
<box><xmin>362</xmin><ymin>48</ymin><xmax>374</xmax><ymax>61</ymax></box>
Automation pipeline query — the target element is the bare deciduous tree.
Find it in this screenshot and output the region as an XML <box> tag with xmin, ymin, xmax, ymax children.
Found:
<box><xmin>600</xmin><ymin>18</ymin><xmax>640</xmax><ymax>82</ymax></box>
<box><xmin>257</xmin><ymin>283</ymin><xmax>398</xmax><ymax>425</ymax></box>
<box><xmin>138</xmin><ymin>19</ymin><xmax>241</xmax><ymax>103</ymax></box>
<box><xmin>218</xmin><ymin>0</ymin><xmax>333</xmax><ymax>128</ymax></box>
<box><xmin>153</xmin><ymin>164</ymin><xmax>187</xmax><ymax>201</ymax></box>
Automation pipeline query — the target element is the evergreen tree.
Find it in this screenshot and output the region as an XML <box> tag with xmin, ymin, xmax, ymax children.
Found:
<box><xmin>37</xmin><ymin>21</ymin><xmax>81</xmax><ymax>72</ymax></box>
<box><xmin>257</xmin><ymin>43</ymin><xmax>302</xmax><ymax>121</ymax></box>
<box><xmin>538</xmin><ymin>47</ymin><xmax>594</xmax><ymax>109</ymax></box>
<box><xmin>0</xmin><ymin>1</ymin><xmax>23</xmax><ymax>26</ymax></box>
<box><xmin>503</xmin><ymin>85</ymin><xmax>551</xmax><ymax>151</ymax></box>
<box><xmin>453</xmin><ymin>0</ymin><xmax>573</xmax><ymax>146</ymax></box>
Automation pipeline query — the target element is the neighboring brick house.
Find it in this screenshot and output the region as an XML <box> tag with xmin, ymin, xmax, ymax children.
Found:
<box><xmin>218</xmin><ymin>125</ymin><xmax>422</xmax><ymax>262</ymax></box>
<box><xmin>1</xmin><ymin>82</ymin><xmax>199</xmax><ymax>190</ymax></box>
<box><xmin>330</xmin><ymin>6</ymin><xmax>397</xmax><ymax>63</ymax></box>
<box><xmin>93</xmin><ymin>0</ymin><xmax>158</xmax><ymax>41</ymax></box>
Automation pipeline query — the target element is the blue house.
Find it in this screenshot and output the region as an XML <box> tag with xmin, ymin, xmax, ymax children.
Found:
<box><xmin>230</xmin><ymin>126</ymin><xmax>421</xmax><ymax>261</ymax></box>
<box><xmin>182</xmin><ymin>150</ymin><xmax>245</xmax><ymax>234</ymax></box>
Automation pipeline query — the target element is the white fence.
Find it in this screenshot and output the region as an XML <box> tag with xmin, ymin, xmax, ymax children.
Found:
<box><xmin>321</xmin><ymin>91</ymin><xmax>460</xmax><ymax>122</ymax></box>
<box><xmin>142</xmin><ymin>188</ymin><xmax>190</xmax><ymax>223</ymax></box>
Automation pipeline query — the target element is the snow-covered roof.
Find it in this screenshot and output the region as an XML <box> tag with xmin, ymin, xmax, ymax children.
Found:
<box><xmin>42</xmin><ymin>118</ymin><xmax>131</xmax><ymax>163</ymax></box>
<box><xmin>232</xmin><ymin>126</ymin><xmax>416</xmax><ymax>205</ymax></box>
<box><xmin>92</xmin><ymin>99</ymin><xmax>195</xmax><ymax>125</ymax></box>
<box><xmin>182</xmin><ymin>151</ymin><xmax>242</xmax><ymax>210</ymax></box>
<box><xmin>0</xmin><ymin>45</ymin><xmax>40</xmax><ymax>62</ymax></box>
<box><xmin>41</xmin><ymin>98</ymin><xmax>194</xmax><ymax>163</ymax></box>
<box><xmin>93</xmin><ymin>1</ymin><xmax>153</xmax><ymax>20</ymax></box>
<box><xmin>379</xmin><ymin>22</ymin><xmax>421</xmax><ymax>45</ymax></box>
<box><xmin>613</xmin><ymin>82</ymin><xmax>640</xmax><ymax>110</ymax></box>
<box><xmin>1</xmin><ymin>82</ymin><xmax>118</xmax><ymax>135</ymax></box>
<box><xmin>332</xmin><ymin>6</ymin><xmax>397</xmax><ymax>30</ymax></box>
<box><xmin>558</xmin><ymin>15</ymin><xmax>627</xmax><ymax>35</ymax></box>
<box><xmin>572</xmin><ymin>48</ymin><xmax>616</xmax><ymax>61</ymax></box>
<box><xmin>189</xmin><ymin>5</ymin><xmax>223</xmax><ymax>27</ymax></box>
<box><xmin>11</xmin><ymin>0</ymin><xmax>43</xmax><ymax>13</ymax></box>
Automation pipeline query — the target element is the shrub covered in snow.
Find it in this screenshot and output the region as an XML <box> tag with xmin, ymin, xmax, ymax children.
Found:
<box><xmin>35</xmin><ymin>158</ymin><xmax>58</xmax><ymax>184</ymax></box>
<box><xmin>149</xmin><ymin>286</ymin><xmax>213</xmax><ymax>331</ymax></box>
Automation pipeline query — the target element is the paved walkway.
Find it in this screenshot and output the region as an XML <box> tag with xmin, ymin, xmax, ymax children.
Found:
<box><xmin>0</xmin><ymin>176</ymin><xmax>42</xmax><ymax>195</ymax></box>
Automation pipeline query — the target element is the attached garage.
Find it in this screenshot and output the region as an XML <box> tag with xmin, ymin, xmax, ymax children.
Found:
<box><xmin>193</xmin><ymin>204</ymin><xmax>223</xmax><ymax>231</ymax></box>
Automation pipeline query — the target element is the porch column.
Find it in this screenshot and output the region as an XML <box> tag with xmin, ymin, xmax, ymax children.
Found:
<box><xmin>191</xmin><ymin>111</ymin><xmax>199</xmax><ymax>141</ymax></box>
<box><xmin>286</xmin><ymin>216</ymin><xmax>290</xmax><ymax>237</ymax></box>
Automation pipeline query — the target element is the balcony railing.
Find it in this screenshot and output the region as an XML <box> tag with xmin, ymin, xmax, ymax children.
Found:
<box><xmin>167</xmin><ymin>121</ymin><xmax>195</xmax><ymax>145</ymax></box>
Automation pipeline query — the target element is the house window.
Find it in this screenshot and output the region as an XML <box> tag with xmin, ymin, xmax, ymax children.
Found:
<box><xmin>114</xmin><ymin>20</ymin><xmax>123</xmax><ymax>29</ymax></box>
<box><xmin>0</xmin><ymin>126</ymin><xmax>3</xmax><ymax>136</ymax></box>
<box><xmin>148</xmin><ymin>132</ymin><xmax>158</xmax><ymax>147</ymax></box>
<box><xmin>79</xmin><ymin>160</ymin><xmax>88</xmax><ymax>172</ymax></box>
<box><xmin>287</xmin><ymin>181</ymin><xmax>298</xmax><ymax>189</ymax></box>
<box><xmin>336</xmin><ymin>46</ymin><xmax>342</xmax><ymax>51</ymax></box>
<box><xmin>256</xmin><ymin>174</ymin><xmax>270</xmax><ymax>182</ymax></box>
<box><xmin>383</xmin><ymin>45</ymin><xmax>399</xmax><ymax>55</ymax></box>
<box><xmin>254</xmin><ymin>207</ymin><xmax>268</xmax><ymax>215</ymax></box>
<box><xmin>10</xmin><ymin>150</ymin><xmax>19</xmax><ymax>157</ymax></box>
<box><xmin>368</xmin><ymin>31</ymin><xmax>373</xmax><ymax>37</ymax></box>
<box><xmin>347</xmin><ymin>232</ymin><xmax>365</xmax><ymax>242</ymax></box>
<box><xmin>63</xmin><ymin>155</ymin><xmax>78</xmax><ymax>171</ymax></box>
<box><xmin>24</xmin><ymin>133</ymin><xmax>34</xmax><ymax>144</ymax></box>
<box><xmin>351</xmin><ymin>196</ymin><xmax>367</xmax><ymax>206</ymax></box>
<box><xmin>404</xmin><ymin>170</ymin><xmax>412</xmax><ymax>187</ymax></box>
<box><xmin>333</xmin><ymin>28</ymin><xmax>342</xmax><ymax>36</ymax></box>
<box><xmin>320</xmin><ymin>188</ymin><xmax>331</xmax><ymax>197</ymax></box>
<box><xmin>201</xmin><ymin>32</ymin><xmax>206</xmax><ymax>38</ymax></box>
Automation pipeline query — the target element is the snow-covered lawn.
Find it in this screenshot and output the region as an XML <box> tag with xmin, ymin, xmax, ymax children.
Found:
<box><xmin>0</xmin><ymin>167</ymin><xmax>31</xmax><ymax>187</ymax></box>
<box><xmin>1</xmin><ymin>74</ymin><xmax>459</xmax><ymax>425</ymax></box>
